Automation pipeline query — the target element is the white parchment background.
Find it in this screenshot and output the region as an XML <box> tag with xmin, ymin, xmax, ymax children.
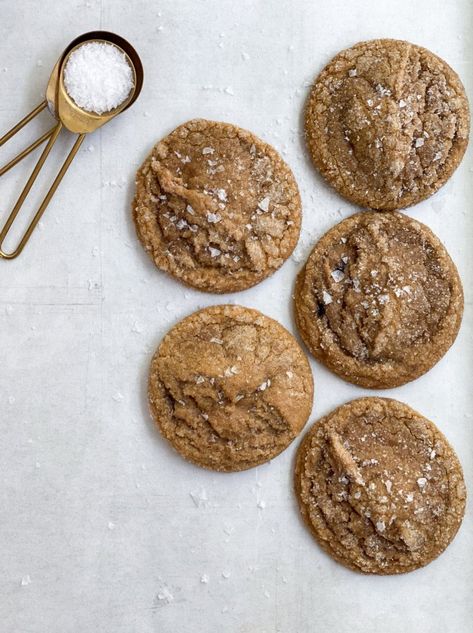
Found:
<box><xmin>0</xmin><ymin>1</ymin><xmax>472</xmax><ymax>631</ymax></box>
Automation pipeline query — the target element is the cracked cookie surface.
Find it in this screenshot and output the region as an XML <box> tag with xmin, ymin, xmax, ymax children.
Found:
<box><xmin>305</xmin><ymin>39</ymin><xmax>470</xmax><ymax>210</ymax></box>
<box><xmin>133</xmin><ymin>119</ymin><xmax>301</xmax><ymax>292</ymax></box>
<box><xmin>149</xmin><ymin>305</ymin><xmax>314</xmax><ymax>471</ymax></box>
<box><xmin>295</xmin><ymin>397</ymin><xmax>466</xmax><ymax>574</ymax></box>
<box><xmin>294</xmin><ymin>211</ymin><xmax>463</xmax><ymax>388</ymax></box>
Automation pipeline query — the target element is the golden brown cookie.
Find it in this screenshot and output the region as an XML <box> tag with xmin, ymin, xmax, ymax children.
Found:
<box><xmin>133</xmin><ymin>119</ymin><xmax>301</xmax><ymax>293</ymax></box>
<box><xmin>149</xmin><ymin>305</ymin><xmax>314</xmax><ymax>472</ymax></box>
<box><xmin>305</xmin><ymin>39</ymin><xmax>470</xmax><ymax>210</ymax></box>
<box><xmin>294</xmin><ymin>211</ymin><xmax>463</xmax><ymax>388</ymax></box>
<box><xmin>295</xmin><ymin>397</ymin><xmax>466</xmax><ymax>574</ymax></box>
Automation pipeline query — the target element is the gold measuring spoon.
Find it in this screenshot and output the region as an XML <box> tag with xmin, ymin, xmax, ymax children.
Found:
<box><xmin>0</xmin><ymin>31</ymin><xmax>143</xmax><ymax>259</ymax></box>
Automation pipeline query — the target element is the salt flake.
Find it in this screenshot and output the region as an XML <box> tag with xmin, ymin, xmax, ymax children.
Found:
<box><xmin>207</xmin><ymin>212</ymin><xmax>222</xmax><ymax>224</ymax></box>
<box><xmin>331</xmin><ymin>269</ymin><xmax>344</xmax><ymax>282</ymax></box>
<box><xmin>322</xmin><ymin>290</ymin><xmax>333</xmax><ymax>305</ymax></box>
<box><xmin>258</xmin><ymin>197</ymin><xmax>270</xmax><ymax>212</ymax></box>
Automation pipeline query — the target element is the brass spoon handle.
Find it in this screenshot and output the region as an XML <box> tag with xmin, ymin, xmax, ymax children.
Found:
<box><xmin>0</xmin><ymin>124</ymin><xmax>85</xmax><ymax>260</ymax></box>
<box><xmin>0</xmin><ymin>127</ymin><xmax>57</xmax><ymax>177</ymax></box>
<box><xmin>0</xmin><ymin>101</ymin><xmax>58</xmax><ymax>177</ymax></box>
<box><xmin>0</xmin><ymin>101</ymin><xmax>48</xmax><ymax>147</ymax></box>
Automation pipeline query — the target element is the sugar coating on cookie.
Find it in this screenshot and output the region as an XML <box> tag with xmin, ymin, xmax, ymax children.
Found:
<box><xmin>133</xmin><ymin>119</ymin><xmax>301</xmax><ymax>293</ymax></box>
<box><xmin>305</xmin><ymin>39</ymin><xmax>470</xmax><ymax>210</ymax></box>
<box><xmin>295</xmin><ymin>211</ymin><xmax>463</xmax><ymax>388</ymax></box>
<box><xmin>149</xmin><ymin>305</ymin><xmax>314</xmax><ymax>472</ymax></box>
<box><xmin>295</xmin><ymin>397</ymin><xmax>466</xmax><ymax>574</ymax></box>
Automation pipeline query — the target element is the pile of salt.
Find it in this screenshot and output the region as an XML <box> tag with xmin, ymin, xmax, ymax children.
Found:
<box><xmin>63</xmin><ymin>42</ymin><xmax>134</xmax><ymax>115</ymax></box>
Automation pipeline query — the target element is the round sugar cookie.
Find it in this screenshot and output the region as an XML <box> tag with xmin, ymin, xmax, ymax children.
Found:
<box><xmin>134</xmin><ymin>119</ymin><xmax>301</xmax><ymax>292</ymax></box>
<box><xmin>294</xmin><ymin>211</ymin><xmax>463</xmax><ymax>388</ymax></box>
<box><xmin>295</xmin><ymin>397</ymin><xmax>466</xmax><ymax>574</ymax></box>
<box><xmin>149</xmin><ymin>305</ymin><xmax>314</xmax><ymax>471</ymax></box>
<box><xmin>305</xmin><ymin>39</ymin><xmax>470</xmax><ymax>210</ymax></box>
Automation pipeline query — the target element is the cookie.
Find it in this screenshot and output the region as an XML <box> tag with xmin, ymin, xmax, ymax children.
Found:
<box><xmin>294</xmin><ymin>211</ymin><xmax>463</xmax><ymax>388</ymax></box>
<box><xmin>295</xmin><ymin>397</ymin><xmax>466</xmax><ymax>574</ymax></box>
<box><xmin>305</xmin><ymin>39</ymin><xmax>470</xmax><ymax>210</ymax></box>
<box><xmin>148</xmin><ymin>305</ymin><xmax>314</xmax><ymax>471</ymax></box>
<box><xmin>133</xmin><ymin>119</ymin><xmax>301</xmax><ymax>293</ymax></box>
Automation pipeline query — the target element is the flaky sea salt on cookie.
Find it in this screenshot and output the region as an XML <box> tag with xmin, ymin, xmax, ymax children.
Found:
<box><xmin>133</xmin><ymin>119</ymin><xmax>301</xmax><ymax>293</ymax></box>
<box><xmin>305</xmin><ymin>39</ymin><xmax>470</xmax><ymax>210</ymax></box>
<box><xmin>294</xmin><ymin>211</ymin><xmax>463</xmax><ymax>388</ymax></box>
<box><xmin>148</xmin><ymin>305</ymin><xmax>313</xmax><ymax>472</ymax></box>
<box><xmin>295</xmin><ymin>398</ymin><xmax>466</xmax><ymax>574</ymax></box>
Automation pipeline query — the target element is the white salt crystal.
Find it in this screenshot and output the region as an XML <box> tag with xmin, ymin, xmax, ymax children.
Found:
<box><xmin>176</xmin><ymin>218</ymin><xmax>189</xmax><ymax>230</ymax></box>
<box><xmin>322</xmin><ymin>290</ymin><xmax>332</xmax><ymax>305</ymax></box>
<box><xmin>131</xmin><ymin>321</ymin><xmax>142</xmax><ymax>333</ymax></box>
<box><xmin>207</xmin><ymin>212</ymin><xmax>221</xmax><ymax>223</ymax></box>
<box><xmin>376</xmin><ymin>521</ymin><xmax>385</xmax><ymax>532</ymax></box>
<box><xmin>156</xmin><ymin>587</ymin><xmax>174</xmax><ymax>603</ymax></box>
<box><xmin>209</xmin><ymin>246</ymin><xmax>221</xmax><ymax>257</ymax></box>
<box><xmin>190</xmin><ymin>488</ymin><xmax>208</xmax><ymax>507</ymax></box>
<box><xmin>258</xmin><ymin>197</ymin><xmax>270</xmax><ymax>212</ymax></box>
<box><xmin>417</xmin><ymin>477</ymin><xmax>427</xmax><ymax>489</ymax></box>
<box><xmin>348</xmin><ymin>68</ymin><xmax>357</xmax><ymax>77</ymax></box>
<box><xmin>64</xmin><ymin>42</ymin><xmax>134</xmax><ymax>114</ymax></box>
<box><xmin>331</xmin><ymin>269</ymin><xmax>344</xmax><ymax>282</ymax></box>
<box><xmin>415</xmin><ymin>137</ymin><xmax>425</xmax><ymax>148</ymax></box>
<box><xmin>376</xmin><ymin>84</ymin><xmax>391</xmax><ymax>97</ymax></box>
<box><xmin>258</xmin><ymin>379</ymin><xmax>271</xmax><ymax>391</ymax></box>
